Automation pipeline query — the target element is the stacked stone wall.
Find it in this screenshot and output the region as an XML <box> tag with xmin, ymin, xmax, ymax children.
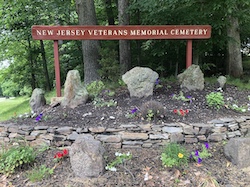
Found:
<box><xmin>1</xmin><ymin>116</ymin><xmax>250</xmax><ymax>148</ymax></box>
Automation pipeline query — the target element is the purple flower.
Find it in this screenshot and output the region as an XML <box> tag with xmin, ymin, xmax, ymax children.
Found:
<box><xmin>131</xmin><ymin>108</ymin><xmax>137</xmax><ymax>114</ymax></box>
<box><xmin>198</xmin><ymin>157</ymin><xmax>202</xmax><ymax>164</ymax></box>
<box><xmin>35</xmin><ymin>113</ymin><xmax>43</xmax><ymax>122</ymax></box>
<box><xmin>195</xmin><ymin>150</ymin><xmax>199</xmax><ymax>157</ymax></box>
<box><xmin>205</xmin><ymin>142</ymin><xmax>209</xmax><ymax>149</ymax></box>
<box><xmin>187</xmin><ymin>96</ymin><xmax>192</xmax><ymax>103</ymax></box>
<box><xmin>155</xmin><ymin>78</ymin><xmax>160</xmax><ymax>85</ymax></box>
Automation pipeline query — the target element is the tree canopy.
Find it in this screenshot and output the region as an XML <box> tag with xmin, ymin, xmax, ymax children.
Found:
<box><xmin>0</xmin><ymin>0</ymin><xmax>249</xmax><ymax>96</ymax></box>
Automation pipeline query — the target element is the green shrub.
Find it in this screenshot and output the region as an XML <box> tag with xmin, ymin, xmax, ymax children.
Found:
<box><xmin>86</xmin><ymin>80</ymin><xmax>105</xmax><ymax>98</ymax></box>
<box><xmin>0</xmin><ymin>143</ymin><xmax>36</xmax><ymax>175</ymax></box>
<box><xmin>206</xmin><ymin>92</ymin><xmax>224</xmax><ymax>110</ymax></box>
<box><xmin>98</xmin><ymin>47</ymin><xmax>120</xmax><ymax>82</ymax></box>
<box><xmin>161</xmin><ymin>143</ymin><xmax>189</xmax><ymax>168</ymax></box>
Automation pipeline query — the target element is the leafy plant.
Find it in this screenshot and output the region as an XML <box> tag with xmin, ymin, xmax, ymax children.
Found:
<box><xmin>140</xmin><ymin>100</ymin><xmax>165</xmax><ymax>121</ymax></box>
<box><xmin>161</xmin><ymin>143</ymin><xmax>189</xmax><ymax>168</ymax></box>
<box><xmin>0</xmin><ymin>144</ymin><xmax>36</xmax><ymax>175</ymax></box>
<box><xmin>190</xmin><ymin>143</ymin><xmax>212</xmax><ymax>164</ymax></box>
<box><xmin>172</xmin><ymin>91</ymin><xmax>192</xmax><ymax>103</ymax></box>
<box><xmin>105</xmin><ymin>152</ymin><xmax>132</xmax><ymax>172</ymax></box>
<box><xmin>26</xmin><ymin>165</ymin><xmax>54</xmax><ymax>182</ymax></box>
<box><xmin>225</xmin><ymin>97</ymin><xmax>247</xmax><ymax>112</ymax></box>
<box><xmin>126</xmin><ymin>108</ymin><xmax>138</xmax><ymax>118</ymax></box>
<box><xmin>93</xmin><ymin>98</ymin><xmax>117</xmax><ymax>107</ymax></box>
<box><xmin>86</xmin><ymin>80</ymin><xmax>105</xmax><ymax>98</ymax></box>
<box><xmin>206</xmin><ymin>92</ymin><xmax>225</xmax><ymax>110</ymax></box>
<box><xmin>228</xmin><ymin>103</ymin><xmax>247</xmax><ymax>112</ymax></box>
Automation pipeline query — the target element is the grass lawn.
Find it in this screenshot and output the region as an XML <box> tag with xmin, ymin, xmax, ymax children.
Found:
<box><xmin>0</xmin><ymin>97</ymin><xmax>31</xmax><ymax>121</ymax></box>
<box><xmin>0</xmin><ymin>89</ymin><xmax>60</xmax><ymax>122</ymax></box>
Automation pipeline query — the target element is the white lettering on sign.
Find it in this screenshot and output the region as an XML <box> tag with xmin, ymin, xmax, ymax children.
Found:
<box><xmin>36</xmin><ymin>30</ymin><xmax>54</xmax><ymax>36</ymax></box>
<box><xmin>170</xmin><ymin>29</ymin><xmax>208</xmax><ymax>36</ymax></box>
<box><xmin>130</xmin><ymin>29</ymin><xmax>169</xmax><ymax>36</ymax></box>
<box><xmin>32</xmin><ymin>25</ymin><xmax>211</xmax><ymax>40</ymax></box>
<box><xmin>56</xmin><ymin>29</ymin><xmax>86</xmax><ymax>36</ymax></box>
<box><xmin>87</xmin><ymin>29</ymin><xmax>128</xmax><ymax>36</ymax></box>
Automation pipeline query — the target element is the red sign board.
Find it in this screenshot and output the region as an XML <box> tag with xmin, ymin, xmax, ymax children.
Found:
<box><xmin>32</xmin><ymin>25</ymin><xmax>211</xmax><ymax>40</ymax></box>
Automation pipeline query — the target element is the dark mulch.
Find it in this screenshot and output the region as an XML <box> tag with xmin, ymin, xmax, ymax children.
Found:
<box><xmin>1</xmin><ymin>82</ymin><xmax>250</xmax><ymax>187</ymax></box>
<box><xmin>7</xmin><ymin>82</ymin><xmax>250</xmax><ymax>129</ymax></box>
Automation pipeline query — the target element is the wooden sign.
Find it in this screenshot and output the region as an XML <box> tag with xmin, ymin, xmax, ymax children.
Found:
<box><xmin>31</xmin><ymin>24</ymin><xmax>211</xmax><ymax>97</ymax></box>
<box><xmin>32</xmin><ymin>25</ymin><xmax>211</xmax><ymax>40</ymax></box>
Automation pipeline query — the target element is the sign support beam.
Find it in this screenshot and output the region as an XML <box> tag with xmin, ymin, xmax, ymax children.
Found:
<box><xmin>186</xmin><ymin>40</ymin><xmax>193</xmax><ymax>68</ymax></box>
<box><xmin>53</xmin><ymin>40</ymin><xmax>61</xmax><ymax>97</ymax></box>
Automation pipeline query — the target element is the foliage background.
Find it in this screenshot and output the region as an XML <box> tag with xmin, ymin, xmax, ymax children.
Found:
<box><xmin>0</xmin><ymin>0</ymin><xmax>249</xmax><ymax>97</ymax></box>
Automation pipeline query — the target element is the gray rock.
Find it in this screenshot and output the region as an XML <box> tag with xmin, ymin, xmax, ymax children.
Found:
<box><xmin>217</xmin><ymin>75</ymin><xmax>227</xmax><ymax>89</ymax></box>
<box><xmin>61</xmin><ymin>70</ymin><xmax>88</xmax><ymax>108</ymax></box>
<box><xmin>177</xmin><ymin>65</ymin><xmax>204</xmax><ymax>91</ymax></box>
<box><xmin>67</xmin><ymin>132</ymin><xmax>79</xmax><ymax>141</ymax></box>
<box><xmin>207</xmin><ymin>133</ymin><xmax>226</xmax><ymax>141</ymax></box>
<box><xmin>170</xmin><ymin>133</ymin><xmax>184</xmax><ymax>143</ymax></box>
<box><xmin>224</xmin><ymin>138</ymin><xmax>250</xmax><ymax>168</ymax></box>
<box><xmin>122</xmin><ymin>67</ymin><xmax>159</xmax><ymax>98</ymax></box>
<box><xmin>162</xmin><ymin>126</ymin><xmax>183</xmax><ymax>133</ymax></box>
<box><xmin>56</xmin><ymin>126</ymin><xmax>73</xmax><ymax>135</ymax></box>
<box><xmin>29</xmin><ymin>88</ymin><xmax>46</xmax><ymax>113</ymax></box>
<box><xmin>69</xmin><ymin>134</ymin><xmax>106</xmax><ymax>178</ymax></box>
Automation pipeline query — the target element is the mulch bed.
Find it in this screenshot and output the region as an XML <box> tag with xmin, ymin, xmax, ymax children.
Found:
<box><xmin>1</xmin><ymin>82</ymin><xmax>250</xmax><ymax>186</ymax></box>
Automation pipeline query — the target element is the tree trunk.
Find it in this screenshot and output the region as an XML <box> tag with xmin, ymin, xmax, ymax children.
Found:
<box><xmin>27</xmin><ymin>37</ymin><xmax>36</xmax><ymax>90</ymax></box>
<box><xmin>104</xmin><ymin>0</ymin><xmax>115</xmax><ymax>25</ymax></box>
<box><xmin>118</xmin><ymin>0</ymin><xmax>131</xmax><ymax>75</ymax></box>
<box><xmin>76</xmin><ymin>0</ymin><xmax>100</xmax><ymax>85</ymax></box>
<box><xmin>40</xmin><ymin>40</ymin><xmax>51</xmax><ymax>91</ymax></box>
<box><xmin>227</xmin><ymin>16</ymin><xmax>243</xmax><ymax>78</ymax></box>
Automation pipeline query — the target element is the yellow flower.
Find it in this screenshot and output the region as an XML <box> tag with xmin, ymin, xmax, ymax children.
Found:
<box><xmin>178</xmin><ymin>153</ymin><xmax>184</xmax><ymax>158</ymax></box>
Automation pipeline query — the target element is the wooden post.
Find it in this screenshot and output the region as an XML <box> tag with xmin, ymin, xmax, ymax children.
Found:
<box><xmin>186</xmin><ymin>40</ymin><xmax>193</xmax><ymax>68</ymax></box>
<box><xmin>53</xmin><ymin>40</ymin><xmax>61</xmax><ymax>97</ymax></box>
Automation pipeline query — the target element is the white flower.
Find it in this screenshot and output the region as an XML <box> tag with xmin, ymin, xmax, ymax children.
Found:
<box><xmin>115</xmin><ymin>152</ymin><xmax>122</xmax><ymax>157</ymax></box>
<box><xmin>109</xmin><ymin>167</ymin><xmax>117</xmax><ymax>172</ymax></box>
<box><xmin>232</xmin><ymin>104</ymin><xmax>238</xmax><ymax>108</ymax></box>
<box><xmin>126</xmin><ymin>152</ymin><xmax>131</xmax><ymax>156</ymax></box>
<box><xmin>144</xmin><ymin>172</ymin><xmax>149</xmax><ymax>181</ymax></box>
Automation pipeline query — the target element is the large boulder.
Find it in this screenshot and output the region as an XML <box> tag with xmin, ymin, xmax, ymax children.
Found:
<box><xmin>29</xmin><ymin>88</ymin><xmax>46</xmax><ymax>113</ymax></box>
<box><xmin>177</xmin><ymin>65</ymin><xmax>204</xmax><ymax>91</ymax></box>
<box><xmin>224</xmin><ymin>137</ymin><xmax>250</xmax><ymax>168</ymax></box>
<box><xmin>122</xmin><ymin>67</ymin><xmax>159</xmax><ymax>98</ymax></box>
<box><xmin>69</xmin><ymin>134</ymin><xmax>106</xmax><ymax>178</ymax></box>
<box><xmin>61</xmin><ymin>70</ymin><xmax>88</xmax><ymax>108</ymax></box>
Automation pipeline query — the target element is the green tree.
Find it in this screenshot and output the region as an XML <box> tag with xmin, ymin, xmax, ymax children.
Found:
<box><xmin>128</xmin><ymin>0</ymin><xmax>250</xmax><ymax>77</ymax></box>
<box><xmin>0</xmin><ymin>0</ymin><xmax>80</xmax><ymax>95</ymax></box>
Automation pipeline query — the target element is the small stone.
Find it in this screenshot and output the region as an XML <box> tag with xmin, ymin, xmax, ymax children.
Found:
<box><xmin>109</xmin><ymin>116</ymin><xmax>115</xmax><ymax>119</ymax></box>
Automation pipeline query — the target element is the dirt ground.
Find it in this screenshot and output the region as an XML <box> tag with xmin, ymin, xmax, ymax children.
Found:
<box><xmin>1</xmin><ymin>82</ymin><xmax>250</xmax><ymax>187</ymax></box>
